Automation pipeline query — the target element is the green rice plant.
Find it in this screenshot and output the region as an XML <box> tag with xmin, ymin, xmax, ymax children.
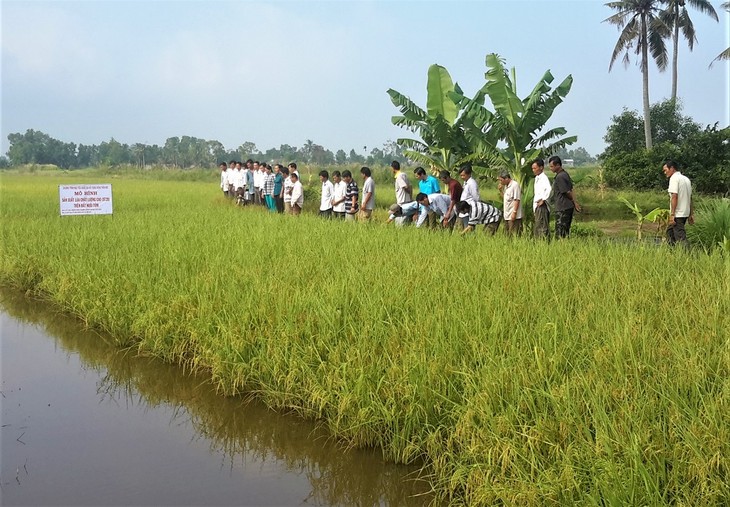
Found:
<box><xmin>688</xmin><ymin>198</ymin><xmax>730</xmax><ymax>253</ymax></box>
<box><xmin>1</xmin><ymin>173</ymin><xmax>728</xmax><ymax>506</ymax></box>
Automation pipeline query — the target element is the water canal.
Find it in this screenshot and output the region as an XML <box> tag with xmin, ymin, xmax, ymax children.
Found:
<box><xmin>0</xmin><ymin>290</ymin><xmax>432</xmax><ymax>506</ymax></box>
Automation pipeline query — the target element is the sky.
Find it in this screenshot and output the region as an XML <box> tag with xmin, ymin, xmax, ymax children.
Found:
<box><xmin>2</xmin><ymin>0</ymin><xmax>729</xmax><ymax>159</ymax></box>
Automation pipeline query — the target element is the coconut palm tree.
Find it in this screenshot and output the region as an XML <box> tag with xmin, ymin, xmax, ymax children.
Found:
<box><xmin>604</xmin><ymin>0</ymin><xmax>670</xmax><ymax>149</ymax></box>
<box><xmin>660</xmin><ymin>0</ymin><xmax>718</xmax><ymax>101</ymax></box>
<box><xmin>710</xmin><ymin>2</ymin><xmax>730</xmax><ymax>66</ymax></box>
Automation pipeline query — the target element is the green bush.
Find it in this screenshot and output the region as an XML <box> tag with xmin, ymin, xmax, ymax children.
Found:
<box><xmin>688</xmin><ymin>198</ymin><xmax>730</xmax><ymax>253</ymax></box>
<box><xmin>603</xmin><ymin>126</ymin><xmax>730</xmax><ymax>195</ymax></box>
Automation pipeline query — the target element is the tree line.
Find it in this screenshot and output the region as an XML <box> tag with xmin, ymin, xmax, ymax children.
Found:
<box><xmin>0</xmin><ymin>130</ymin><xmax>411</xmax><ymax>170</ymax></box>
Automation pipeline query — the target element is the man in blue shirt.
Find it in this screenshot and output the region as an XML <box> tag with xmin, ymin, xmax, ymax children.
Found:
<box><xmin>414</xmin><ymin>167</ymin><xmax>441</xmax><ymax>228</ymax></box>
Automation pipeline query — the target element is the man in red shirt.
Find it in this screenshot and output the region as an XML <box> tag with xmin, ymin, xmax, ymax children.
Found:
<box><xmin>439</xmin><ymin>170</ymin><xmax>463</xmax><ymax>229</ymax></box>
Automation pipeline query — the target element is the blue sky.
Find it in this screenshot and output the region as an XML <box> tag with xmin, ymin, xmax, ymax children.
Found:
<box><xmin>2</xmin><ymin>0</ymin><xmax>728</xmax><ymax>158</ymax></box>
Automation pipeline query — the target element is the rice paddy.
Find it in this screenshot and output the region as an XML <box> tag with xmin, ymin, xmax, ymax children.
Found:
<box><xmin>1</xmin><ymin>172</ymin><xmax>728</xmax><ymax>505</ymax></box>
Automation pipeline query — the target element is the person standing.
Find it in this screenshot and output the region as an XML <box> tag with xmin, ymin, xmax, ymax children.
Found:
<box><xmin>290</xmin><ymin>172</ymin><xmax>304</xmax><ymax>215</ymax></box>
<box><xmin>319</xmin><ymin>170</ymin><xmax>334</xmax><ymax>218</ymax></box>
<box><xmin>662</xmin><ymin>160</ymin><xmax>693</xmax><ymax>247</ymax></box>
<box><xmin>549</xmin><ymin>155</ymin><xmax>581</xmax><ymax>238</ymax></box>
<box><xmin>262</xmin><ymin>165</ymin><xmax>276</xmax><ymax>211</ymax></box>
<box><xmin>531</xmin><ymin>158</ymin><xmax>551</xmax><ymax>240</ymax></box>
<box><xmin>282</xmin><ymin>167</ymin><xmax>293</xmax><ymax>214</ymax></box>
<box><xmin>253</xmin><ymin>161</ymin><xmax>264</xmax><ymax>206</ymax></box>
<box><xmin>360</xmin><ymin>166</ymin><xmax>375</xmax><ymax>221</ymax></box>
<box><xmin>273</xmin><ymin>164</ymin><xmax>285</xmax><ymax>213</ymax></box>
<box><xmin>225</xmin><ymin>161</ymin><xmax>235</xmax><ymax>198</ymax></box>
<box><xmin>391</xmin><ymin>161</ymin><xmax>412</xmax><ymax>205</ymax></box>
<box><xmin>459</xmin><ymin>164</ymin><xmax>480</xmax><ymax>228</ymax></box>
<box><xmin>342</xmin><ymin>170</ymin><xmax>359</xmax><ymax>221</ymax></box>
<box><xmin>414</xmin><ymin>167</ymin><xmax>441</xmax><ymax>227</ymax></box>
<box><xmin>331</xmin><ymin>171</ymin><xmax>347</xmax><ymax>219</ymax></box>
<box><xmin>219</xmin><ymin>162</ymin><xmax>228</xmax><ymax>197</ymax></box>
<box><xmin>439</xmin><ymin>170</ymin><xmax>463</xmax><ymax>228</ymax></box>
<box><xmin>497</xmin><ymin>171</ymin><xmax>523</xmax><ymax>235</ymax></box>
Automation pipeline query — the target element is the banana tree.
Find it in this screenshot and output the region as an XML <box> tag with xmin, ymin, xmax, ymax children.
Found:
<box><xmin>387</xmin><ymin>65</ymin><xmax>479</xmax><ymax>173</ymax></box>
<box><xmin>619</xmin><ymin>196</ymin><xmax>669</xmax><ymax>241</ymax></box>
<box><xmin>451</xmin><ymin>54</ymin><xmax>577</xmax><ymax>190</ymax></box>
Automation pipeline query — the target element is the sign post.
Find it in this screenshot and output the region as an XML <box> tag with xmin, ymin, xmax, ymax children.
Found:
<box><xmin>59</xmin><ymin>184</ymin><xmax>113</xmax><ymax>216</ymax></box>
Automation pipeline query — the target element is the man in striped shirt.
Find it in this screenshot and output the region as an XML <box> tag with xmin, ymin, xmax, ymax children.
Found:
<box><xmin>457</xmin><ymin>200</ymin><xmax>501</xmax><ymax>235</ymax></box>
<box><xmin>342</xmin><ymin>170</ymin><xmax>359</xmax><ymax>221</ymax></box>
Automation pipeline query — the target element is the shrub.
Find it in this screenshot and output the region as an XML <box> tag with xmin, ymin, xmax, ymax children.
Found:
<box><xmin>688</xmin><ymin>198</ymin><xmax>730</xmax><ymax>252</ymax></box>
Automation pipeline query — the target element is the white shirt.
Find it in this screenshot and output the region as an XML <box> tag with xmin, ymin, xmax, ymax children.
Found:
<box><xmin>283</xmin><ymin>176</ymin><xmax>294</xmax><ymax>204</ymax></box>
<box><xmin>320</xmin><ymin>180</ymin><xmax>334</xmax><ymax>211</ymax></box>
<box><xmin>220</xmin><ymin>171</ymin><xmax>227</xmax><ymax>190</ymax></box>
<box><xmin>291</xmin><ymin>181</ymin><xmax>304</xmax><ymax>207</ymax></box>
<box><xmin>232</xmin><ymin>169</ymin><xmax>244</xmax><ymax>189</ymax></box>
<box><xmin>332</xmin><ymin>181</ymin><xmax>347</xmax><ymax>212</ymax></box>
<box><xmin>461</xmin><ymin>177</ymin><xmax>479</xmax><ymax>203</ymax></box>
<box><xmin>533</xmin><ymin>171</ymin><xmax>551</xmax><ymax>211</ymax></box>
<box><xmin>225</xmin><ymin>168</ymin><xmax>234</xmax><ymax>187</ymax></box>
<box><xmin>362</xmin><ymin>177</ymin><xmax>375</xmax><ymax>210</ymax></box>
<box><xmin>254</xmin><ymin>169</ymin><xmax>264</xmax><ymax>188</ymax></box>
<box><xmin>503</xmin><ymin>179</ymin><xmax>523</xmax><ymax>220</ymax></box>
<box><xmin>394</xmin><ymin>171</ymin><xmax>411</xmax><ymax>204</ymax></box>
<box><xmin>668</xmin><ymin>171</ymin><xmax>692</xmax><ymax>217</ymax></box>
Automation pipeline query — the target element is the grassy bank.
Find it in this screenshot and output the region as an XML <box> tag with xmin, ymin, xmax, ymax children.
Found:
<box><xmin>1</xmin><ymin>174</ymin><xmax>728</xmax><ymax>505</ymax></box>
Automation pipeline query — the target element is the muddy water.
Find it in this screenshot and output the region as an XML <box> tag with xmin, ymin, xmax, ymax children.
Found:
<box><xmin>0</xmin><ymin>290</ymin><xmax>432</xmax><ymax>506</ymax></box>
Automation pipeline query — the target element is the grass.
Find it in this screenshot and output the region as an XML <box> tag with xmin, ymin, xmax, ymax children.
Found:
<box><xmin>1</xmin><ymin>172</ymin><xmax>729</xmax><ymax>505</ymax></box>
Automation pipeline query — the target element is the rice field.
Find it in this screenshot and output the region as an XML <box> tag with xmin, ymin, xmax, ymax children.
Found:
<box><xmin>1</xmin><ymin>173</ymin><xmax>728</xmax><ymax>505</ymax></box>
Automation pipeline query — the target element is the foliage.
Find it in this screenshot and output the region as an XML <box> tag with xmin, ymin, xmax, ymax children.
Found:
<box><xmin>453</xmin><ymin>54</ymin><xmax>577</xmax><ymax>189</ymax></box>
<box><xmin>604</xmin><ymin>0</ymin><xmax>670</xmax><ymax>149</ymax></box>
<box><xmin>387</xmin><ymin>64</ymin><xmax>473</xmax><ymax>173</ymax></box>
<box><xmin>618</xmin><ymin>196</ymin><xmax>669</xmax><ymax>241</ymax></box>
<box><xmin>1</xmin><ymin>175</ymin><xmax>728</xmax><ymax>505</ymax></box>
<box><xmin>687</xmin><ymin>198</ymin><xmax>730</xmax><ymax>252</ymax></box>
<box><xmin>603</xmin><ymin>125</ymin><xmax>730</xmax><ymax>194</ymax></box>
<box><xmin>600</xmin><ymin>99</ymin><xmax>701</xmax><ymax>159</ymax></box>
<box><xmin>710</xmin><ymin>2</ymin><xmax>730</xmax><ymax>65</ymax></box>
<box><xmin>660</xmin><ymin>0</ymin><xmax>719</xmax><ymax>100</ymax></box>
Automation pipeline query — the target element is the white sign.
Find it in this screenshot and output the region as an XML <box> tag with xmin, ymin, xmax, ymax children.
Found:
<box><xmin>59</xmin><ymin>184</ymin><xmax>113</xmax><ymax>216</ymax></box>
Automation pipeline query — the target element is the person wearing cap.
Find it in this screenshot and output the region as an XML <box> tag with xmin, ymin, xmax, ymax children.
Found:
<box><xmin>439</xmin><ymin>170</ymin><xmax>463</xmax><ymax>228</ymax></box>
<box><xmin>391</xmin><ymin>161</ymin><xmax>412</xmax><ymax>205</ymax></box>
<box><xmin>457</xmin><ymin>200</ymin><xmax>502</xmax><ymax>235</ymax></box>
<box><xmin>662</xmin><ymin>159</ymin><xmax>693</xmax><ymax>247</ymax></box>
<box><xmin>531</xmin><ymin>158</ymin><xmax>551</xmax><ymax>239</ymax></box>
<box><xmin>549</xmin><ymin>155</ymin><xmax>581</xmax><ymax>238</ymax></box>
<box><xmin>290</xmin><ymin>171</ymin><xmax>304</xmax><ymax>215</ymax></box>
<box><xmin>386</xmin><ymin>201</ymin><xmax>421</xmax><ymax>226</ymax></box>
<box><xmin>415</xmin><ymin>193</ymin><xmax>454</xmax><ymax>228</ymax></box>
<box><xmin>497</xmin><ymin>170</ymin><xmax>523</xmax><ymax>235</ymax></box>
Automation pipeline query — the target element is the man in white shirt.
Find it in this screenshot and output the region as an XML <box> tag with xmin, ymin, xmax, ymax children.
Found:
<box><xmin>225</xmin><ymin>162</ymin><xmax>235</xmax><ymax>199</ymax></box>
<box><xmin>662</xmin><ymin>160</ymin><xmax>693</xmax><ymax>247</ymax></box>
<box><xmin>498</xmin><ymin>170</ymin><xmax>523</xmax><ymax>236</ymax></box>
<box><xmin>290</xmin><ymin>172</ymin><xmax>304</xmax><ymax>215</ymax></box>
<box><xmin>360</xmin><ymin>166</ymin><xmax>375</xmax><ymax>221</ymax></box>
<box><xmin>458</xmin><ymin>164</ymin><xmax>479</xmax><ymax>228</ymax></box>
<box><xmin>331</xmin><ymin>171</ymin><xmax>347</xmax><ymax>219</ymax></box>
<box><xmin>531</xmin><ymin>158</ymin><xmax>551</xmax><ymax>240</ymax></box>
<box><xmin>282</xmin><ymin>167</ymin><xmax>294</xmax><ymax>214</ymax></box>
<box><xmin>252</xmin><ymin>161</ymin><xmax>264</xmax><ymax>205</ymax></box>
<box><xmin>319</xmin><ymin>170</ymin><xmax>334</xmax><ymax>218</ymax></box>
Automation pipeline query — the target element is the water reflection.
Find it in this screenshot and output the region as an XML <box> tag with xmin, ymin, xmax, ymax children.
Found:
<box><xmin>0</xmin><ymin>289</ymin><xmax>432</xmax><ymax>506</ymax></box>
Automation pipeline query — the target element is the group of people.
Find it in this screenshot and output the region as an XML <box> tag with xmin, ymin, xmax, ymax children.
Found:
<box><xmin>220</xmin><ymin>160</ymin><xmax>305</xmax><ymax>215</ymax></box>
<box><xmin>219</xmin><ymin>156</ymin><xmax>693</xmax><ymax>245</ymax></box>
<box><xmin>385</xmin><ymin>157</ymin><xmax>581</xmax><ymax>239</ymax></box>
